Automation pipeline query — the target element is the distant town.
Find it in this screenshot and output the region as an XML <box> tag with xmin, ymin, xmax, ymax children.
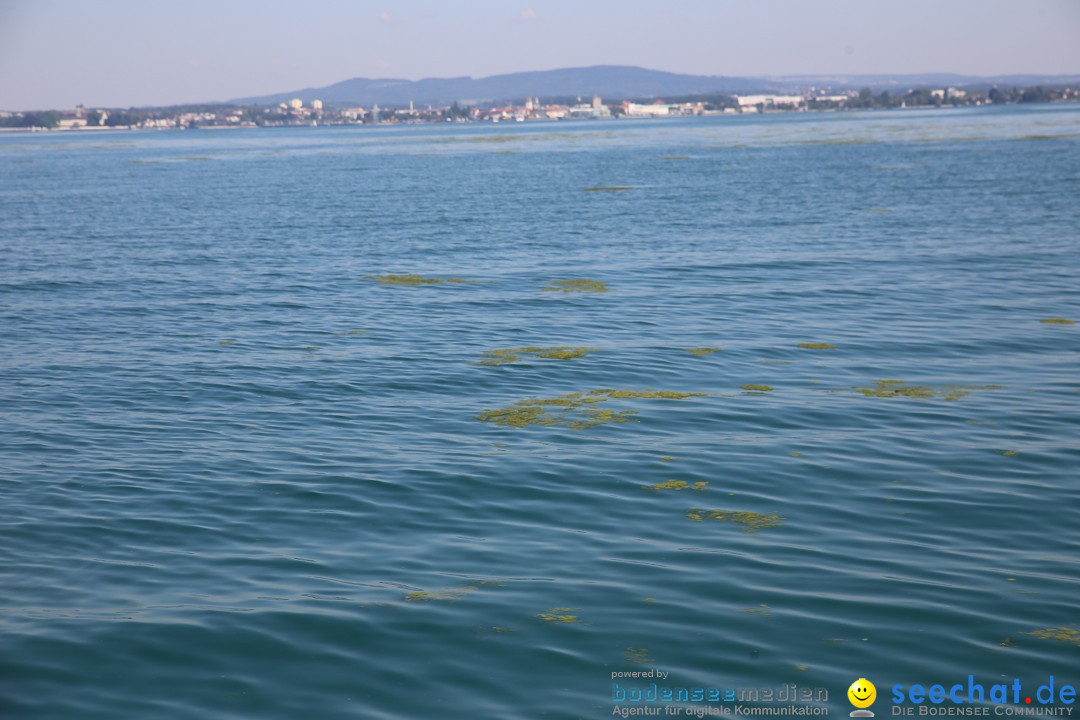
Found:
<box><xmin>2</xmin><ymin>84</ymin><xmax>1078</xmax><ymax>131</ymax></box>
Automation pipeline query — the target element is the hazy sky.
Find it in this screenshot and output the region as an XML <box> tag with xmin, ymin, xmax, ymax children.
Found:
<box><xmin>2</xmin><ymin>0</ymin><xmax>1079</xmax><ymax>109</ymax></box>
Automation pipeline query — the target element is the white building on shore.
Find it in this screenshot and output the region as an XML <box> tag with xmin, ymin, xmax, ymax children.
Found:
<box><xmin>735</xmin><ymin>95</ymin><xmax>806</xmax><ymax>111</ymax></box>
<box><xmin>623</xmin><ymin>102</ymin><xmax>675</xmax><ymax>117</ymax></box>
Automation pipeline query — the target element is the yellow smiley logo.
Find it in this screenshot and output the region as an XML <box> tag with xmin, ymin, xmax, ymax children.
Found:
<box><xmin>848</xmin><ymin>678</ymin><xmax>877</xmax><ymax>710</ymax></box>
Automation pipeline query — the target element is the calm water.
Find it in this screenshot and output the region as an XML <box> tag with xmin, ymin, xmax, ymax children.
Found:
<box><xmin>1</xmin><ymin>106</ymin><xmax>1078</xmax><ymax>719</ymax></box>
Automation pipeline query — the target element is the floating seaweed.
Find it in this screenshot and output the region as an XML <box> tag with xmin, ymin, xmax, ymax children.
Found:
<box><xmin>854</xmin><ymin>380</ymin><xmax>1001</xmax><ymax>401</ymax></box>
<box><xmin>333</xmin><ymin>329</ymin><xmax>367</xmax><ymax>337</ymax></box>
<box><xmin>796</xmin><ymin>664</ymin><xmax>809</xmax><ymax>672</ymax></box>
<box><xmin>584</xmin><ymin>186</ymin><xmax>633</xmax><ymax>192</ymax></box>
<box><xmin>544</xmin><ymin>278</ymin><xmax>610</xmax><ymax>293</ymax></box>
<box><xmin>405</xmin><ymin>587</ymin><xmax>475</xmax><ymax>603</ymax></box>
<box><xmin>1040</xmin><ymin>318</ymin><xmax>1074</xmax><ymax>325</ymax></box>
<box><xmin>1030</xmin><ymin>627</ymin><xmax>1080</xmax><ymax>647</ymax></box>
<box><xmin>217</xmin><ymin>339</ymin><xmax>234</xmax><ymax>345</ymax></box>
<box><xmin>368</xmin><ymin>274</ymin><xmax>468</xmax><ymax>286</ymax></box>
<box><xmin>536</xmin><ymin>347</ymin><xmax>589</xmax><ymax>360</ymax></box>
<box><xmin>660</xmin><ymin>456</ymin><xmax>676</xmax><ymax>462</ymax></box>
<box><xmin>476</xmin><ymin>348</ymin><xmax>523</xmax><ymax>366</ymax></box>
<box><xmin>567</xmin><ymin>407</ymin><xmax>638</xmax><ymax>430</ymax></box>
<box><xmin>741</xmin><ymin>384</ymin><xmax>774</xmax><ymax>393</ymax></box>
<box><xmin>688</xmin><ymin>347</ymin><xmax>721</xmax><ymax>356</ymax></box>
<box><xmin>688</xmin><ymin>508</ymin><xmax>783</xmax><ymax>532</ymax></box>
<box><xmin>856</xmin><ymin>380</ymin><xmax>932</xmax><ymax>398</ymax></box>
<box><xmin>797</xmin><ymin>342</ymin><xmax>837</xmax><ymax>350</ymax></box>
<box><xmin>741</xmin><ymin>604</ymin><xmax>773</xmax><ymax>618</ymax></box>
<box><xmin>941</xmin><ymin>390</ymin><xmax>969</xmax><ymax>401</ymax></box>
<box><xmin>599</xmin><ymin>389</ymin><xmax>706</xmax><ymax>400</ymax></box>
<box><xmin>478</xmin><ymin>389</ymin><xmax>707</xmax><ymax>430</ymax></box>
<box><xmin>644</xmin><ymin>480</ymin><xmax>708</xmax><ymax>491</ymax></box>
<box><xmin>477</xmin><ymin>404</ymin><xmax>557</xmax><ymax>429</ymax></box>
<box><xmin>477</xmin><ymin>346</ymin><xmax>590</xmax><ymax>366</ymax></box>
<box><xmin>1000</xmin><ymin>450</ymin><xmax>1018</xmax><ymax>457</ymax></box>
<box><xmin>404</xmin><ymin>581</ymin><xmax>493</xmax><ymax>603</ymax></box>
<box><xmin>537</xmin><ymin>607</ymin><xmax>579</xmax><ymax>623</ymax></box>
<box><xmin>625</xmin><ymin>647</ymin><xmax>655</xmax><ymax>663</ymax></box>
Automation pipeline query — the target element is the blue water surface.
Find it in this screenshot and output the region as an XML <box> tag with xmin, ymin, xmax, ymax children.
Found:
<box><xmin>1</xmin><ymin>105</ymin><xmax>1079</xmax><ymax>719</ymax></box>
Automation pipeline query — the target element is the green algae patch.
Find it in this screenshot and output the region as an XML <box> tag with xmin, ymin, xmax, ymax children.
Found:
<box><xmin>404</xmin><ymin>580</ymin><xmax>496</xmax><ymax>603</ymax></box>
<box><xmin>584</xmin><ymin>186</ymin><xmax>633</xmax><ymax>192</ymax></box>
<box><xmin>741</xmin><ymin>384</ymin><xmax>774</xmax><ymax>393</ymax></box>
<box><xmin>1040</xmin><ymin>317</ymin><xmax>1075</xmax><ymax>325</ymax></box>
<box><xmin>855</xmin><ymin>380</ymin><xmax>1001</xmax><ymax>401</ymax></box>
<box><xmin>477</xmin><ymin>345</ymin><xmax>591</xmax><ymax>362</ymax></box>
<box><xmin>477</xmin><ymin>348</ymin><xmax>525</xmax><ymax>366</ymax></box>
<box><xmin>1000</xmin><ymin>450</ymin><xmax>1018</xmax><ymax>457</ymax></box>
<box><xmin>477</xmin><ymin>404</ymin><xmax>558</xmax><ymax>429</ymax></box>
<box><xmin>741</xmin><ymin>604</ymin><xmax>772</xmax><ymax>618</ymax></box>
<box><xmin>660</xmin><ymin>456</ymin><xmax>676</xmax><ymax>462</ymax></box>
<box><xmin>477</xmin><ymin>345</ymin><xmax>590</xmax><ymax>366</ymax></box>
<box><xmin>857</xmin><ymin>379</ymin><xmax>933</xmax><ymax>398</ymax></box>
<box><xmin>941</xmin><ymin>389</ymin><xmax>973</xmax><ymax>402</ymax></box>
<box><xmin>625</xmin><ymin>647</ymin><xmax>655</xmax><ymax>663</ymax></box>
<box><xmin>478</xmin><ymin>388</ymin><xmax>706</xmax><ymax>430</ymax></box>
<box><xmin>797</xmin><ymin>342</ymin><xmax>836</xmax><ymax>350</ymax></box>
<box><xmin>1030</xmin><ymin>627</ymin><xmax>1080</xmax><ymax>647</ymax></box>
<box><xmin>644</xmin><ymin>480</ymin><xmax>708</xmax><ymax>491</ymax></box>
<box><xmin>567</xmin><ymin>407</ymin><xmax>638</xmax><ymax>430</ymax></box>
<box><xmin>689</xmin><ymin>508</ymin><xmax>783</xmax><ymax>532</ymax></box>
<box><xmin>544</xmin><ymin>278</ymin><xmax>610</xmax><ymax>293</ymax></box>
<box><xmin>368</xmin><ymin>273</ymin><xmax>468</xmax><ymax>286</ymax></box>
<box><xmin>536</xmin><ymin>347</ymin><xmax>589</xmax><ymax>360</ymax></box>
<box><xmin>405</xmin><ymin>587</ymin><xmax>476</xmax><ymax>603</ymax></box>
<box><xmin>688</xmin><ymin>347</ymin><xmax>721</xmax><ymax>356</ymax></box>
<box><xmin>537</xmin><ymin>607</ymin><xmax>579</xmax><ymax>623</ymax></box>
<box><xmin>598</xmin><ymin>389</ymin><xmax>706</xmax><ymax>400</ymax></box>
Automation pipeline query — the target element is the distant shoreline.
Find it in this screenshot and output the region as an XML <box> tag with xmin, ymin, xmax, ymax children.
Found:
<box><xmin>3</xmin><ymin>99</ymin><xmax>1079</xmax><ymax>135</ymax></box>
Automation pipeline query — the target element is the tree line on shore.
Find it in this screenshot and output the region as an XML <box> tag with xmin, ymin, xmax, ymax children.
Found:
<box><xmin>2</xmin><ymin>85</ymin><xmax>1076</xmax><ymax>129</ymax></box>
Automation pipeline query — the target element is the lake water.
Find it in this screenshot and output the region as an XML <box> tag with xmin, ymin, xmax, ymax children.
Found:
<box><xmin>1</xmin><ymin>105</ymin><xmax>1078</xmax><ymax>719</ymax></box>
